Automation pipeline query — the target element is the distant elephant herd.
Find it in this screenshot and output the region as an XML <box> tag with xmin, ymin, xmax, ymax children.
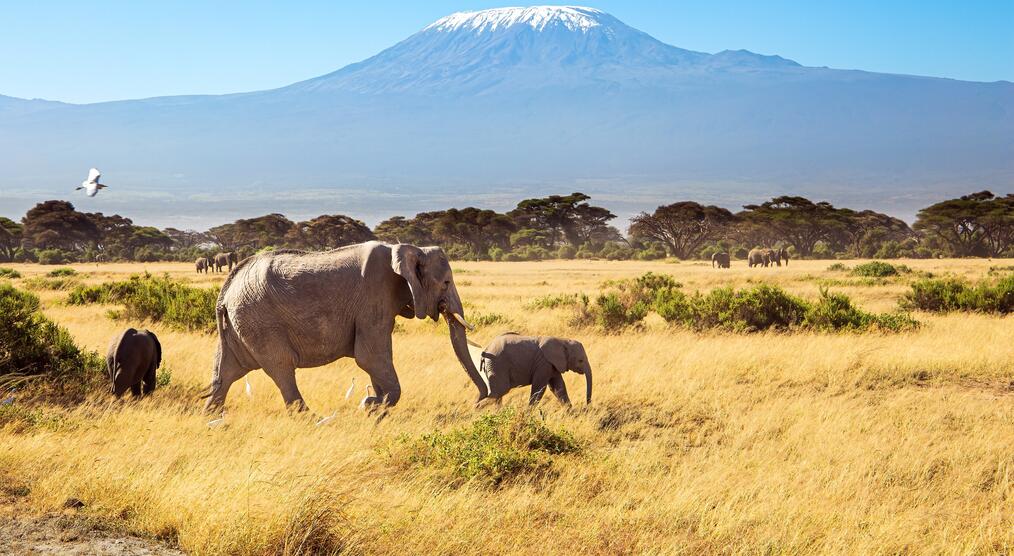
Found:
<box><xmin>712</xmin><ymin>247</ymin><xmax>790</xmax><ymax>269</ymax></box>
<box><xmin>105</xmin><ymin>241</ymin><xmax>593</xmax><ymax>416</ymax></box>
<box><xmin>195</xmin><ymin>252</ymin><xmax>238</xmax><ymax>274</ymax></box>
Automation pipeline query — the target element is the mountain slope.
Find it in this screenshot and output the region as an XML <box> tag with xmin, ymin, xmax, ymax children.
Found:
<box><xmin>0</xmin><ymin>6</ymin><xmax>1011</xmax><ymax>227</ymax></box>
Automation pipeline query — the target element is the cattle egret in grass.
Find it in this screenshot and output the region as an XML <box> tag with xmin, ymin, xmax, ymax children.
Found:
<box><xmin>315</xmin><ymin>410</ymin><xmax>338</xmax><ymax>427</ymax></box>
<box><xmin>359</xmin><ymin>385</ymin><xmax>373</xmax><ymax>409</ymax></box>
<box><xmin>345</xmin><ymin>377</ymin><xmax>355</xmax><ymax>401</ymax></box>
<box><xmin>76</xmin><ymin>168</ymin><xmax>108</xmax><ymax>197</ymax></box>
<box><xmin>207</xmin><ymin>411</ymin><xmax>226</xmax><ymax>428</ymax></box>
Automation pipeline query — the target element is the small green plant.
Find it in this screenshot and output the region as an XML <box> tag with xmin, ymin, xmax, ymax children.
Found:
<box><xmin>525</xmin><ymin>293</ymin><xmax>583</xmax><ymax>310</ymax></box>
<box><xmin>852</xmin><ymin>261</ymin><xmax>909</xmax><ymax>278</ymax></box>
<box><xmin>0</xmin><ymin>404</ymin><xmax>67</xmax><ymax>433</ymax></box>
<box><xmin>826</xmin><ymin>263</ymin><xmax>850</xmax><ymax>272</ymax></box>
<box><xmin>68</xmin><ymin>273</ymin><xmax>220</xmax><ymax>332</ymax></box>
<box><xmin>0</xmin><ymin>267</ymin><xmax>21</xmax><ymax>279</ymax></box>
<box><xmin>903</xmin><ymin>276</ymin><xmax>1014</xmax><ymax>314</ymax></box>
<box><xmin>395</xmin><ymin>408</ymin><xmax>580</xmax><ymax>486</ymax></box>
<box><xmin>804</xmin><ymin>287</ymin><xmax>918</xmax><ymax>332</ymax></box>
<box><xmin>46</xmin><ymin>268</ymin><xmax>77</xmax><ymax>277</ymax></box>
<box><xmin>470</xmin><ymin>312</ymin><xmax>511</xmax><ymax>328</ymax></box>
<box><xmin>156</xmin><ymin>368</ymin><xmax>173</xmax><ymax>388</ymax></box>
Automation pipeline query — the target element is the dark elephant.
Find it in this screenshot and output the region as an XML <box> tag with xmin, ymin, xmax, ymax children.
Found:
<box><xmin>196</xmin><ymin>257</ymin><xmax>209</xmax><ymax>274</ymax></box>
<box><xmin>214</xmin><ymin>252</ymin><xmax>238</xmax><ymax>272</ymax></box>
<box><xmin>478</xmin><ymin>333</ymin><xmax>592</xmax><ymax>406</ymax></box>
<box><xmin>106</xmin><ymin>328</ymin><xmax>162</xmax><ymax>398</ymax></box>
<box><xmin>748</xmin><ymin>248</ymin><xmax>770</xmax><ymax>267</ymax></box>
<box><xmin>712</xmin><ymin>252</ymin><xmax>731</xmax><ymax>268</ymax></box>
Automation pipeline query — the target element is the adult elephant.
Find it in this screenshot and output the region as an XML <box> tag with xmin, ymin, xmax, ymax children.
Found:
<box><xmin>711</xmin><ymin>252</ymin><xmax>731</xmax><ymax>269</ymax></box>
<box><xmin>203</xmin><ymin>242</ymin><xmax>486</xmax><ymax>412</ymax></box>
<box><xmin>214</xmin><ymin>252</ymin><xmax>238</xmax><ymax>272</ymax></box>
<box><xmin>195</xmin><ymin>257</ymin><xmax>209</xmax><ymax>274</ymax></box>
<box><xmin>748</xmin><ymin>248</ymin><xmax>770</xmax><ymax>268</ymax></box>
<box><xmin>106</xmin><ymin>328</ymin><xmax>162</xmax><ymax>398</ymax></box>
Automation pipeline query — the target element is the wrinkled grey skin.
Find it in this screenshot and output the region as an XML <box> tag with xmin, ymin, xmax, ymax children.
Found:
<box><xmin>748</xmin><ymin>248</ymin><xmax>770</xmax><ymax>267</ymax></box>
<box><xmin>480</xmin><ymin>333</ymin><xmax>592</xmax><ymax>407</ymax></box>
<box><xmin>204</xmin><ymin>241</ymin><xmax>486</xmax><ymax>412</ymax></box>
<box><xmin>213</xmin><ymin>252</ymin><xmax>238</xmax><ymax>273</ymax></box>
<box><xmin>106</xmin><ymin>328</ymin><xmax>161</xmax><ymax>398</ymax></box>
<box><xmin>712</xmin><ymin>252</ymin><xmax>731</xmax><ymax>268</ymax></box>
<box><xmin>195</xmin><ymin>257</ymin><xmax>209</xmax><ymax>274</ymax></box>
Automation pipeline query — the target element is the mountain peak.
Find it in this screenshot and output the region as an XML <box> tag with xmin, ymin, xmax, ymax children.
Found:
<box><xmin>425</xmin><ymin>6</ymin><xmax>607</xmax><ymax>33</ymax></box>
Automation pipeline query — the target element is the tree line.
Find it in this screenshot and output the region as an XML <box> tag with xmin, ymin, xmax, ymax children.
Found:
<box><xmin>0</xmin><ymin>192</ymin><xmax>1011</xmax><ymax>264</ymax></box>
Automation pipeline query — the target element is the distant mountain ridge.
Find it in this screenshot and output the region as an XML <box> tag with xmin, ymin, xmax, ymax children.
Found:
<box><xmin>0</xmin><ymin>5</ymin><xmax>1010</xmax><ymax>228</ymax></box>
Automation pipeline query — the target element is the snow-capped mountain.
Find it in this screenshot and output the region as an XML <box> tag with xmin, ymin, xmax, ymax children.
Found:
<box><xmin>0</xmin><ymin>6</ymin><xmax>1011</xmax><ymax>227</ymax></box>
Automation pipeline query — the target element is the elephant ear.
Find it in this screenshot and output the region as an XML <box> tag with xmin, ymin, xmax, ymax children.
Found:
<box><xmin>391</xmin><ymin>244</ymin><xmax>427</xmax><ymax>319</ymax></box>
<box><xmin>538</xmin><ymin>337</ymin><xmax>568</xmax><ymax>374</ymax></box>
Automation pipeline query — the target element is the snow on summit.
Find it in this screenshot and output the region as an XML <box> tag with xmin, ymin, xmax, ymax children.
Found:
<box><xmin>425</xmin><ymin>6</ymin><xmax>607</xmax><ymax>33</ymax></box>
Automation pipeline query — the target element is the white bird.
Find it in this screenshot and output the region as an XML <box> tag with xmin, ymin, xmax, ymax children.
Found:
<box><xmin>207</xmin><ymin>411</ymin><xmax>226</xmax><ymax>428</ymax></box>
<box><xmin>358</xmin><ymin>385</ymin><xmax>373</xmax><ymax>410</ymax></box>
<box><xmin>75</xmin><ymin>168</ymin><xmax>108</xmax><ymax>197</ymax></box>
<box><xmin>245</xmin><ymin>377</ymin><xmax>253</xmax><ymax>398</ymax></box>
<box><xmin>344</xmin><ymin>377</ymin><xmax>356</xmax><ymax>401</ymax></box>
<box><xmin>315</xmin><ymin>410</ymin><xmax>338</xmax><ymax>427</ymax></box>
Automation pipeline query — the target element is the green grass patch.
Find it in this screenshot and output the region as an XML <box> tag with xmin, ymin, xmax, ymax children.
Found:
<box><xmin>826</xmin><ymin>263</ymin><xmax>850</xmax><ymax>272</ymax></box>
<box><xmin>525</xmin><ymin>293</ymin><xmax>586</xmax><ymax>310</ymax></box>
<box><xmin>68</xmin><ymin>273</ymin><xmax>219</xmax><ymax>332</ymax></box>
<box><xmin>46</xmin><ymin>267</ymin><xmax>77</xmax><ymax>277</ymax></box>
<box><xmin>22</xmin><ymin>277</ymin><xmax>82</xmax><ymax>291</ymax></box>
<box><xmin>392</xmin><ymin>408</ymin><xmax>581</xmax><ymax>487</ymax></box>
<box><xmin>0</xmin><ymin>267</ymin><xmax>21</xmax><ymax>279</ymax></box>
<box><xmin>902</xmin><ymin>276</ymin><xmax>1014</xmax><ymax>314</ymax></box>
<box><xmin>470</xmin><ymin>312</ymin><xmax>512</xmax><ymax>328</ymax></box>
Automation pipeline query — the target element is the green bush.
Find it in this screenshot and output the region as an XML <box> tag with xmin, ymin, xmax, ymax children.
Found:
<box><xmin>471</xmin><ymin>312</ymin><xmax>511</xmax><ymax>328</ymax></box>
<box><xmin>593</xmin><ymin>292</ymin><xmax>649</xmax><ymax>332</ymax></box>
<box><xmin>852</xmin><ymin>261</ymin><xmax>909</xmax><ymax>277</ymax></box>
<box><xmin>690</xmin><ymin>285</ymin><xmax>810</xmax><ymax>332</ymax></box>
<box><xmin>525</xmin><ymin>293</ymin><xmax>585</xmax><ymax>310</ymax></box>
<box><xmin>803</xmin><ymin>288</ymin><xmax>918</xmax><ymax>332</ymax></box>
<box><xmin>0</xmin><ymin>284</ymin><xmax>104</xmax><ymax>396</ymax></box>
<box><xmin>46</xmin><ymin>268</ymin><xmax>77</xmax><ymax>277</ymax></box>
<box><xmin>35</xmin><ymin>249</ymin><xmax>72</xmax><ymax>265</ymax></box>
<box><xmin>68</xmin><ymin>273</ymin><xmax>220</xmax><ymax>332</ymax></box>
<box><xmin>903</xmin><ymin>276</ymin><xmax>1014</xmax><ymax>314</ymax></box>
<box><xmin>826</xmin><ymin>263</ymin><xmax>850</xmax><ymax>272</ymax></box>
<box><xmin>0</xmin><ymin>267</ymin><xmax>22</xmax><ymax>279</ymax></box>
<box><xmin>396</xmin><ymin>408</ymin><xmax>580</xmax><ymax>486</ymax></box>
<box><xmin>555</xmin><ymin>245</ymin><xmax>577</xmax><ymax>259</ymax></box>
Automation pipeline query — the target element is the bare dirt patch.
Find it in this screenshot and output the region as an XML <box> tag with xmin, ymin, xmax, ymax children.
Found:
<box><xmin>0</xmin><ymin>506</ymin><xmax>183</xmax><ymax>556</ymax></box>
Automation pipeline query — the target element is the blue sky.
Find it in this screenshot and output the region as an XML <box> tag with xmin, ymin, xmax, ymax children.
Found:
<box><xmin>3</xmin><ymin>1</ymin><xmax>1011</xmax><ymax>103</ymax></box>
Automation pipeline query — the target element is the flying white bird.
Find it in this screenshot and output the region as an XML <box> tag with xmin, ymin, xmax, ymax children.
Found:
<box><xmin>345</xmin><ymin>377</ymin><xmax>356</xmax><ymax>401</ymax></box>
<box><xmin>76</xmin><ymin>168</ymin><xmax>108</xmax><ymax>197</ymax></box>
<box><xmin>359</xmin><ymin>385</ymin><xmax>373</xmax><ymax>409</ymax></box>
<box><xmin>207</xmin><ymin>411</ymin><xmax>226</xmax><ymax>428</ymax></box>
<box><xmin>315</xmin><ymin>410</ymin><xmax>338</xmax><ymax>427</ymax></box>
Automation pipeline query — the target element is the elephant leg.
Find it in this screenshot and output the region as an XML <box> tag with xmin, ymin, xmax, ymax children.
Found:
<box><xmin>263</xmin><ymin>365</ymin><xmax>307</xmax><ymax>412</ymax></box>
<box><xmin>130</xmin><ymin>381</ymin><xmax>143</xmax><ymax>398</ymax></box>
<box><xmin>142</xmin><ymin>363</ymin><xmax>157</xmax><ymax>395</ymax></box>
<box><xmin>204</xmin><ymin>345</ymin><xmax>247</xmax><ymax>412</ymax></box>
<box><xmin>354</xmin><ymin>333</ymin><xmax>401</xmax><ymax>407</ymax></box>
<box><xmin>548</xmin><ymin>374</ymin><xmax>571</xmax><ymax>406</ymax></box>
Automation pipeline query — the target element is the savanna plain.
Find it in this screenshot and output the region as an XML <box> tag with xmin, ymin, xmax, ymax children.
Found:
<box><xmin>2</xmin><ymin>258</ymin><xmax>1013</xmax><ymax>555</ymax></box>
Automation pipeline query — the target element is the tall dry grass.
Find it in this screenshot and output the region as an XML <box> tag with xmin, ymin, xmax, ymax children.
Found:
<box><xmin>1</xmin><ymin>258</ymin><xmax>1013</xmax><ymax>554</ymax></box>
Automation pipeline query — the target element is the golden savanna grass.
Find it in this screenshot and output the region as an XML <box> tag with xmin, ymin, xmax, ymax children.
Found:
<box><xmin>2</xmin><ymin>259</ymin><xmax>1013</xmax><ymax>554</ymax></box>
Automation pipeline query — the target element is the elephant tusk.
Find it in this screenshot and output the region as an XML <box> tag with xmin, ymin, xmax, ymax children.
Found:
<box><xmin>466</xmin><ymin>337</ymin><xmax>482</xmax><ymax>348</ymax></box>
<box><xmin>450</xmin><ymin>312</ymin><xmax>476</xmax><ymax>331</ymax></box>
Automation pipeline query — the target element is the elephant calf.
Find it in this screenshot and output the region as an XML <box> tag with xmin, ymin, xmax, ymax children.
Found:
<box><xmin>479</xmin><ymin>333</ymin><xmax>592</xmax><ymax>406</ymax></box>
<box><xmin>106</xmin><ymin>328</ymin><xmax>162</xmax><ymax>397</ymax></box>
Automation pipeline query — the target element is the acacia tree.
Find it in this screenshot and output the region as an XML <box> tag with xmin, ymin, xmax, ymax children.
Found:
<box><xmin>426</xmin><ymin>208</ymin><xmax>516</xmax><ymax>255</ymax></box>
<box><xmin>373</xmin><ymin>216</ymin><xmax>435</xmax><ymax>245</ymax></box>
<box><xmin>509</xmin><ymin>193</ymin><xmax>616</xmax><ymax>248</ymax></box>
<box><xmin>208</xmin><ymin>214</ymin><xmax>295</xmax><ymax>251</ymax></box>
<box><xmin>829</xmin><ymin>209</ymin><xmax>913</xmax><ymax>257</ymax></box>
<box><xmin>628</xmin><ymin>201</ymin><xmax>735</xmax><ymax>259</ymax></box>
<box><xmin>288</xmin><ymin>214</ymin><xmax>376</xmax><ymax>250</ymax></box>
<box><xmin>738</xmin><ymin>196</ymin><xmax>844</xmax><ymax>257</ymax></box>
<box><xmin>914</xmin><ymin>191</ymin><xmax>1014</xmax><ymax>256</ymax></box>
<box><xmin>0</xmin><ymin>217</ymin><xmax>22</xmax><ymax>262</ymax></box>
<box><xmin>21</xmin><ymin>200</ymin><xmax>99</xmax><ymax>252</ymax></box>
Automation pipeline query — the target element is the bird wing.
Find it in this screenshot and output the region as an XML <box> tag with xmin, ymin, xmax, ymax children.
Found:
<box><xmin>87</xmin><ymin>168</ymin><xmax>101</xmax><ymax>183</ymax></box>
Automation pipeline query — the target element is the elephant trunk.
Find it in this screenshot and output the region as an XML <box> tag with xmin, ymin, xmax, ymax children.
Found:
<box><xmin>443</xmin><ymin>284</ymin><xmax>489</xmax><ymax>402</ymax></box>
<box><xmin>584</xmin><ymin>364</ymin><xmax>593</xmax><ymax>405</ymax></box>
